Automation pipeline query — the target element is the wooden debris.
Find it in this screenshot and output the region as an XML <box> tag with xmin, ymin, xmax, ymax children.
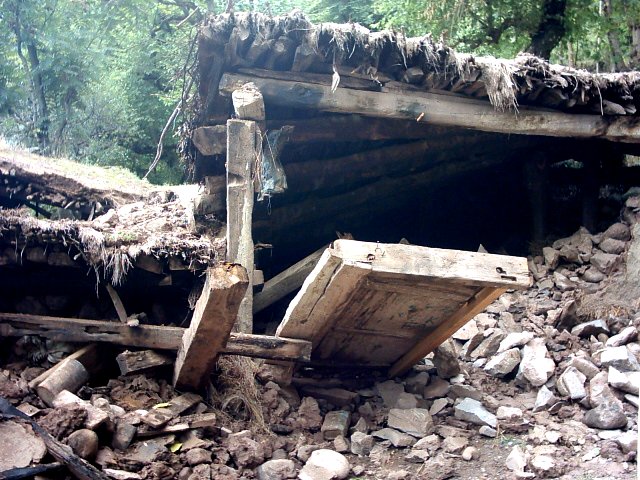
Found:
<box><xmin>36</xmin><ymin>359</ymin><xmax>89</xmax><ymax>407</ymax></box>
<box><xmin>115</xmin><ymin>350</ymin><xmax>173</xmax><ymax>375</ymax></box>
<box><xmin>0</xmin><ymin>313</ymin><xmax>312</xmax><ymax>362</ymax></box>
<box><xmin>0</xmin><ymin>462</ymin><xmax>63</xmax><ymax>480</ymax></box>
<box><xmin>173</xmin><ymin>265</ymin><xmax>249</xmax><ymax>389</ymax></box>
<box><xmin>136</xmin><ymin>412</ymin><xmax>216</xmax><ymax>438</ymax></box>
<box><xmin>105</xmin><ymin>285</ymin><xmax>128</xmax><ymax>324</ymax></box>
<box><xmin>28</xmin><ymin>344</ymin><xmax>97</xmax><ymax>390</ymax></box>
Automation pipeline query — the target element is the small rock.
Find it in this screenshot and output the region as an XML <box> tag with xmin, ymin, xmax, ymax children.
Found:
<box><xmin>226</xmin><ymin>436</ymin><xmax>265</xmax><ymax>468</ymax></box>
<box><xmin>404</xmin><ymin>372</ymin><xmax>430</xmax><ymax>394</ymax></box>
<box><xmin>556</xmin><ymin>367</ymin><xmax>587</xmax><ymax>400</ymax></box>
<box><xmin>497</xmin><ymin>332</ymin><xmax>534</xmax><ymax>353</ymax></box>
<box><xmin>553</xmin><ymin>272</ymin><xmax>576</xmax><ymax>291</ymax></box>
<box><xmin>582</xmin><ymin>268</ymin><xmax>605</xmax><ymax>283</ymax></box>
<box><xmin>349</xmin><ymin>432</ymin><xmax>375</xmax><ymax>455</ymax></box>
<box><xmin>256</xmin><ymin>459</ymin><xmax>296</xmax><ymax>480</ymax></box>
<box><xmin>453</xmin><ymin>320</ymin><xmax>479</xmax><ymax>341</ymax></box>
<box><xmin>484</xmin><ymin>348</ymin><xmax>521</xmax><ymax>377</ymax></box>
<box><xmin>624</xmin><ymin>394</ymin><xmax>639</xmax><ymax>407</ymax></box>
<box><xmin>590</xmin><ymin>252</ymin><xmax>619</xmax><ymax>274</ymax></box>
<box><xmin>462</xmin><ymin>446</ymin><xmax>478</xmax><ymax>461</ymax></box>
<box><xmin>296</xmin><ymin>397</ymin><xmax>323</xmax><ymax>431</ymax></box>
<box><xmin>412</xmin><ymin>434</ymin><xmax>441</xmax><ymax>452</ymax></box>
<box><xmin>375</xmin><ymin>380</ymin><xmax>405</xmax><ymax>408</ymax></box>
<box><xmin>103</xmin><ymin>469</ymin><xmax>142</xmax><ymax>480</ymax></box>
<box><xmin>529</xmin><ymin>454</ymin><xmax>558</xmax><ymax>477</ymax></box>
<box><xmin>429</xmin><ymin>398</ymin><xmax>449</xmax><ymax>415</ymax></box>
<box><xmin>186</xmin><ymin>448</ymin><xmax>212</xmax><ymax>466</ymax></box>
<box><xmin>321</xmin><ymin>411</ymin><xmax>351</xmax><ymax>440</ymax></box>
<box><xmin>454</xmin><ymin>398</ymin><xmax>497</xmax><ymax>428</ymax></box>
<box><xmin>301</xmin><ymin>387</ymin><xmax>359</xmax><ymax>408</ymax></box>
<box><xmin>571</xmin><ymin>320</ymin><xmax>610</xmax><ymax>338</ymax></box>
<box><xmin>387</xmin><ymin>408</ymin><xmax>434</xmax><ymax>438</ymax></box>
<box><xmin>433</xmin><ymin>340</ymin><xmax>461</xmax><ymax>379</ymax></box>
<box><xmin>608</xmin><ymin>367</ymin><xmax>640</xmax><ymax>395</ymax></box>
<box><xmin>496</xmin><ymin>406</ymin><xmax>523</xmax><ymax>420</ymax></box>
<box><xmin>518</xmin><ymin>338</ymin><xmax>555</xmax><ymax>387</ymax></box>
<box><xmin>606</xmin><ymin>326</ymin><xmax>638</xmax><ymax>347</ymax></box>
<box><xmin>601</xmin><ymin>346</ymin><xmax>640</xmax><ymax>371</ymax></box>
<box><xmin>422</xmin><ymin>377</ymin><xmax>450</xmax><ymax>399</ymax></box>
<box><xmin>615</xmin><ymin>431</ymin><xmax>638</xmax><ymax>454</ymax></box>
<box><xmin>352</xmin><ymin>417</ymin><xmax>368</xmax><ymax>433</ymax></box>
<box><xmin>387</xmin><ymin>470</ymin><xmax>411</xmax><ymax>480</ymax></box>
<box><xmin>505</xmin><ymin>446</ymin><xmax>531</xmax><ymax>476</ymax></box>
<box><xmin>569</xmin><ymin>356</ymin><xmax>600</xmax><ymax>380</ymax></box>
<box><xmin>543</xmin><ymin>247</ymin><xmax>560</xmax><ymax>269</ymax></box>
<box><xmin>448</xmin><ymin>384</ymin><xmax>483</xmax><ymax>401</ymax></box>
<box><xmin>299</xmin><ymin>449</ymin><xmax>349</xmax><ymax>480</ymax></box>
<box><xmin>371</xmin><ymin>428</ymin><xmax>415</xmax><ymax>448</ymax></box>
<box><xmin>442</xmin><ymin>436</ymin><xmax>468</xmax><ymax>453</ymax></box>
<box><xmin>296</xmin><ymin>445</ymin><xmax>322</xmax><ymax>463</ymax></box>
<box><xmin>470</xmin><ymin>330</ymin><xmax>505</xmax><ymax>360</ymax></box>
<box><xmin>112</xmin><ymin>422</ymin><xmax>137</xmax><ymax>451</ymax></box>
<box><xmin>599</xmin><ymin>238</ymin><xmax>626</xmax><ymax>255</ymax></box>
<box><xmin>603</xmin><ymin>222</ymin><xmax>630</xmax><ymax>241</ymax></box>
<box><xmin>479</xmin><ymin>426</ymin><xmax>497</xmax><ymax>438</ymax></box>
<box><xmin>583</xmin><ymin>400</ymin><xmax>628</xmax><ymax>430</ymax></box>
<box><xmin>333</xmin><ymin>436</ymin><xmax>349</xmax><ymax>453</ymax></box>
<box><xmin>67</xmin><ymin>429</ymin><xmax>99</xmax><ymax>461</ymax></box>
<box><xmin>394</xmin><ymin>392</ymin><xmax>419</xmax><ymax>409</ymax></box>
<box><xmin>404</xmin><ymin>449</ymin><xmax>430</xmax><ymax>463</ymax></box>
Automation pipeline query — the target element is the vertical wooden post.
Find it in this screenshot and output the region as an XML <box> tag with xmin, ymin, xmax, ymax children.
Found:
<box><xmin>226</xmin><ymin>83</ymin><xmax>265</xmax><ymax>333</ymax></box>
<box><xmin>524</xmin><ymin>154</ymin><xmax>548</xmax><ymax>244</ymax></box>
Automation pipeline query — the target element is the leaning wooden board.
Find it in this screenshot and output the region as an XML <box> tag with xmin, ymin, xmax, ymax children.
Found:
<box><xmin>276</xmin><ymin>240</ymin><xmax>531</xmax><ymax>377</ymax></box>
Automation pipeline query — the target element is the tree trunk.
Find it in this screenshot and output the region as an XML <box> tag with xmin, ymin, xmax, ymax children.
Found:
<box><xmin>630</xmin><ymin>23</ymin><xmax>640</xmax><ymax>69</ymax></box>
<box><xmin>527</xmin><ymin>0</ymin><xmax>568</xmax><ymax>59</ymax></box>
<box><xmin>601</xmin><ymin>0</ymin><xmax>627</xmax><ymax>71</ymax></box>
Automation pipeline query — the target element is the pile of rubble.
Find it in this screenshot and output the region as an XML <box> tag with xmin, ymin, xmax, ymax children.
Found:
<box><xmin>1</xmin><ymin>194</ymin><xmax>639</xmax><ymax>480</ymax></box>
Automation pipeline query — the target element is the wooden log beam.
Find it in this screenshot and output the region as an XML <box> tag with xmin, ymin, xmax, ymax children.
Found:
<box><xmin>219</xmin><ymin>72</ymin><xmax>640</xmax><ymax>143</ymax></box>
<box><xmin>0</xmin><ymin>313</ymin><xmax>312</xmax><ymax>362</ymax></box>
<box><xmin>253</xmin><ymin>245</ymin><xmax>327</xmax><ymax>313</ymax></box>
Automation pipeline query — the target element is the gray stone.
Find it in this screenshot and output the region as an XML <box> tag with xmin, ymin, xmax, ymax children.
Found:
<box><xmin>371</xmin><ymin>428</ymin><xmax>416</xmax><ymax>448</ymax></box>
<box><xmin>615</xmin><ymin>431</ymin><xmax>637</xmax><ymax>454</ymax></box>
<box><xmin>429</xmin><ymin>398</ymin><xmax>448</xmax><ymax>415</ymax></box>
<box><xmin>496</xmin><ymin>406</ymin><xmax>523</xmax><ymax>420</ymax></box>
<box><xmin>332</xmin><ymin>436</ymin><xmax>349</xmax><ymax>453</ymax></box>
<box><xmin>603</xmin><ymin>222</ymin><xmax>631</xmax><ymax>241</ymax></box>
<box><xmin>556</xmin><ymin>366</ymin><xmax>587</xmax><ymax>400</ymax></box>
<box><xmin>529</xmin><ymin>455</ymin><xmax>558</xmax><ymax>477</ymax></box>
<box><xmin>112</xmin><ymin>421</ymin><xmax>137</xmax><ymax>451</ymax></box>
<box><xmin>296</xmin><ymin>445</ymin><xmax>322</xmax><ymax>463</ymax></box>
<box><xmin>571</xmin><ymin>320</ymin><xmax>609</xmax><ymax>338</ymax></box>
<box><xmin>423</xmin><ymin>377</ymin><xmax>450</xmax><ymax>399</ymax></box>
<box><xmin>606</xmin><ymin>326</ymin><xmax>638</xmax><ymax>347</ymax></box>
<box><xmin>484</xmin><ymin>348</ymin><xmax>521</xmax><ymax>377</ymax></box>
<box><xmin>433</xmin><ymin>340</ymin><xmax>461</xmax><ymax>379</ymax></box>
<box><xmin>590</xmin><ymin>252</ymin><xmax>620</xmax><ymax>274</ymax></box>
<box><xmin>442</xmin><ymin>436</ymin><xmax>468</xmax><ymax>453</ymax></box>
<box><xmin>589</xmin><ymin>371</ymin><xmax>614</xmax><ymax>408</ymax></box>
<box><xmin>505</xmin><ymin>446</ymin><xmax>529</xmax><ymax>475</ymax></box>
<box><xmin>600</xmin><ymin>346</ymin><xmax>640</xmax><ymax>371</ymax></box>
<box><xmin>454</xmin><ymin>398</ymin><xmax>497</xmax><ymax>428</ymax></box>
<box><xmin>404</xmin><ymin>372</ymin><xmax>430</xmax><ymax>394</ymax></box>
<box><xmin>375</xmin><ymin>380</ymin><xmax>405</xmax><ymax>408</ymax></box>
<box><xmin>412</xmin><ymin>434</ymin><xmax>441</xmax><ymax>452</ymax></box>
<box><xmin>349</xmin><ymin>432</ymin><xmax>374</xmax><ymax>455</ymax></box>
<box><xmin>394</xmin><ymin>392</ymin><xmax>419</xmax><ymax>409</ymax></box>
<box><xmin>570</xmin><ymin>356</ymin><xmax>600</xmax><ymax>380</ymax></box>
<box><xmin>582</xmin><ymin>268</ymin><xmax>605</xmax><ymax>283</ymax></box>
<box><xmin>608</xmin><ymin>367</ymin><xmax>640</xmax><ymax>395</ymax></box>
<box><xmin>533</xmin><ymin>385</ymin><xmax>558</xmax><ymax>412</ymax></box>
<box><xmin>599</xmin><ymin>238</ymin><xmax>626</xmax><ymax>255</ymax></box>
<box><xmin>256</xmin><ymin>459</ymin><xmax>296</xmax><ymax>480</ymax></box>
<box><xmin>462</xmin><ymin>446</ymin><xmax>478</xmax><ymax>461</ymax></box>
<box><xmin>387</xmin><ymin>408</ymin><xmax>434</xmax><ymax>438</ymax></box>
<box><xmin>543</xmin><ymin>247</ymin><xmax>560</xmax><ymax>269</ymax></box>
<box><xmin>452</xmin><ymin>320</ymin><xmax>479</xmax><ymax>341</ymax></box>
<box><xmin>553</xmin><ymin>272</ymin><xmax>576</xmax><ymax>291</ymax></box>
<box><xmin>448</xmin><ymin>384</ymin><xmax>482</xmax><ymax>401</ymax></box>
<box><xmin>470</xmin><ymin>330</ymin><xmax>506</xmax><ymax>360</ymax></box>
<box><xmin>497</xmin><ymin>332</ymin><xmax>534</xmax><ymax>353</ymax></box>
<box><xmin>624</xmin><ymin>394</ymin><xmax>640</xmax><ymax>407</ymax></box>
<box><xmin>404</xmin><ymin>449</ymin><xmax>430</xmax><ymax>463</ymax></box>
<box><xmin>460</xmin><ymin>332</ymin><xmax>486</xmax><ymax>359</ymax></box>
<box><xmin>352</xmin><ymin>417</ymin><xmax>368</xmax><ymax>434</ymax></box>
<box><xmin>583</xmin><ymin>400</ymin><xmax>628</xmax><ymax>430</ymax></box>
<box><xmin>299</xmin><ymin>449</ymin><xmax>349</xmax><ymax>480</ymax></box>
<box><xmin>518</xmin><ymin>338</ymin><xmax>555</xmax><ymax>387</ymax></box>
<box><xmin>67</xmin><ymin>429</ymin><xmax>99</xmax><ymax>461</ymax></box>
<box><xmin>479</xmin><ymin>426</ymin><xmax>497</xmax><ymax>438</ymax></box>
<box><xmin>186</xmin><ymin>448</ymin><xmax>212</xmax><ymax>466</ymax></box>
<box><xmin>321</xmin><ymin>411</ymin><xmax>351</xmax><ymax>440</ymax></box>
<box><xmin>301</xmin><ymin>387</ymin><xmax>359</xmax><ymax>408</ymax></box>
<box><xmin>226</xmin><ymin>435</ymin><xmax>265</xmax><ymax>467</ymax></box>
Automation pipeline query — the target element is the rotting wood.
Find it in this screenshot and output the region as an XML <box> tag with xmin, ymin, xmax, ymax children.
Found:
<box><xmin>219</xmin><ymin>72</ymin><xmax>640</xmax><ymax>143</ymax></box>
<box><xmin>253</xmin><ymin>245</ymin><xmax>326</xmax><ymax>313</ymax></box>
<box><xmin>116</xmin><ymin>350</ymin><xmax>173</xmax><ymax>375</ymax></box>
<box><xmin>0</xmin><ymin>462</ymin><xmax>63</xmax><ymax>480</ymax></box>
<box><xmin>0</xmin><ymin>397</ymin><xmax>110</xmax><ymax>480</ymax></box>
<box><xmin>173</xmin><ymin>264</ymin><xmax>249</xmax><ymax>389</ymax></box>
<box><xmin>105</xmin><ymin>284</ymin><xmax>128</xmax><ymax>324</ymax></box>
<box><xmin>36</xmin><ymin>359</ymin><xmax>89</xmax><ymax>407</ymax></box>
<box><xmin>276</xmin><ymin>240</ymin><xmax>530</xmax><ymax>372</ymax></box>
<box><xmin>0</xmin><ymin>313</ymin><xmax>312</xmax><ymax>362</ymax></box>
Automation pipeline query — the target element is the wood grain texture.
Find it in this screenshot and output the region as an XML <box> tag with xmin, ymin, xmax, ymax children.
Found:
<box><xmin>276</xmin><ymin>240</ymin><xmax>530</xmax><ymax>372</ymax></box>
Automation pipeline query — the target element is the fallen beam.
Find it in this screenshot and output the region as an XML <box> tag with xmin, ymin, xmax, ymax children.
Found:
<box><xmin>220</xmin><ymin>72</ymin><xmax>640</xmax><ymax>143</ymax></box>
<box><xmin>0</xmin><ymin>312</ymin><xmax>312</xmax><ymax>362</ymax></box>
<box><xmin>174</xmin><ymin>264</ymin><xmax>249</xmax><ymax>388</ymax></box>
<box><xmin>253</xmin><ymin>245</ymin><xmax>326</xmax><ymax>313</ymax></box>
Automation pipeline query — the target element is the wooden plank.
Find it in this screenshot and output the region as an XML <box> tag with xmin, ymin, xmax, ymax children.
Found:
<box><xmin>173</xmin><ymin>264</ymin><xmax>249</xmax><ymax>388</ymax></box>
<box><xmin>0</xmin><ymin>313</ymin><xmax>312</xmax><ymax>362</ymax></box>
<box><xmin>116</xmin><ymin>350</ymin><xmax>173</xmax><ymax>375</ymax></box>
<box><xmin>253</xmin><ymin>245</ymin><xmax>326</xmax><ymax>313</ymax></box>
<box><xmin>388</xmin><ymin>287</ymin><xmax>507</xmax><ymax>377</ymax></box>
<box><xmin>219</xmin><ymin>72</ymin><xmax>640</xmax><ymax>143</ymax></box>
<box><xmin>227</xmin><ymin>116</ymin><xmax>259</xmax><ymax>333</ymax></box>
<box><xmin>105</xmin><ymin>285</ymin><xmax>128</xmax><ymax>324</ymax></box>
<box><xmin>28</xmin><ymin>344</ymin><xmax>97</xmax><ymax>389</ymax></box>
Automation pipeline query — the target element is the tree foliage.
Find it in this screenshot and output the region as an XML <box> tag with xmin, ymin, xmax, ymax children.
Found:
<box><xmin>0</xmin><ymin>0</ymin><xmax>638</xmax><ymax>184</ymax></box>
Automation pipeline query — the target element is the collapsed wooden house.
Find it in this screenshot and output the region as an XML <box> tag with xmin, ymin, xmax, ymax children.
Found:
<box><xmin>3</xmin><ymin>11</ymin><xmax>640</xmax><ymax>389</ymax></box>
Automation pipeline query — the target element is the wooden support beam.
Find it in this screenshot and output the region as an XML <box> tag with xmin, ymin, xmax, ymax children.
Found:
<box><xmin>219</xmin><ymin>72</ymin><xmax>640</xmax><ymax>143</ymax></box>
<box><xmin>253</xmin><ymin>245</ymin><xmax>327</xmax><ymax>313</ymax></box>
<box><xmin>173</xmin><ymin>264</ymin><xmax>248</xmax><ymax>388</ymax></box>
<box><xmin>388</xmin><ymin>287</ymin><xmax>507</xmax><ymax>378</ymax></box>
<box><xmin>0</xmin><ymin>313</ymin><xmax>312</xmax><ymax>362</ymax></box>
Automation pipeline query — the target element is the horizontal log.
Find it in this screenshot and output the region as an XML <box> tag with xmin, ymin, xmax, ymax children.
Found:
<box><xmin>0</xmin><ymin>313</ymin><xmax>312</xmax><ymax>362</ymax></box>
<box><xmin>219</xmin><ymin>72</ymin><xmax>640</xmax><ymax>143</ymax></box>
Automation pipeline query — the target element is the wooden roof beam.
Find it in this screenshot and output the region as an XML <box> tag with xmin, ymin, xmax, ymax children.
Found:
<box><xmin>220</xmin><ymin>72</ymin><xmax>640</xmax><ymax>144</ymax></box>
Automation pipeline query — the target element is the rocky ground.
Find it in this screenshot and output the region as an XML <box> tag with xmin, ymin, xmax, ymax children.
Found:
<box><xmin>1</xmin><ymin>193</ymin><xmax>639</xmax><ymax>480</ymax></box>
